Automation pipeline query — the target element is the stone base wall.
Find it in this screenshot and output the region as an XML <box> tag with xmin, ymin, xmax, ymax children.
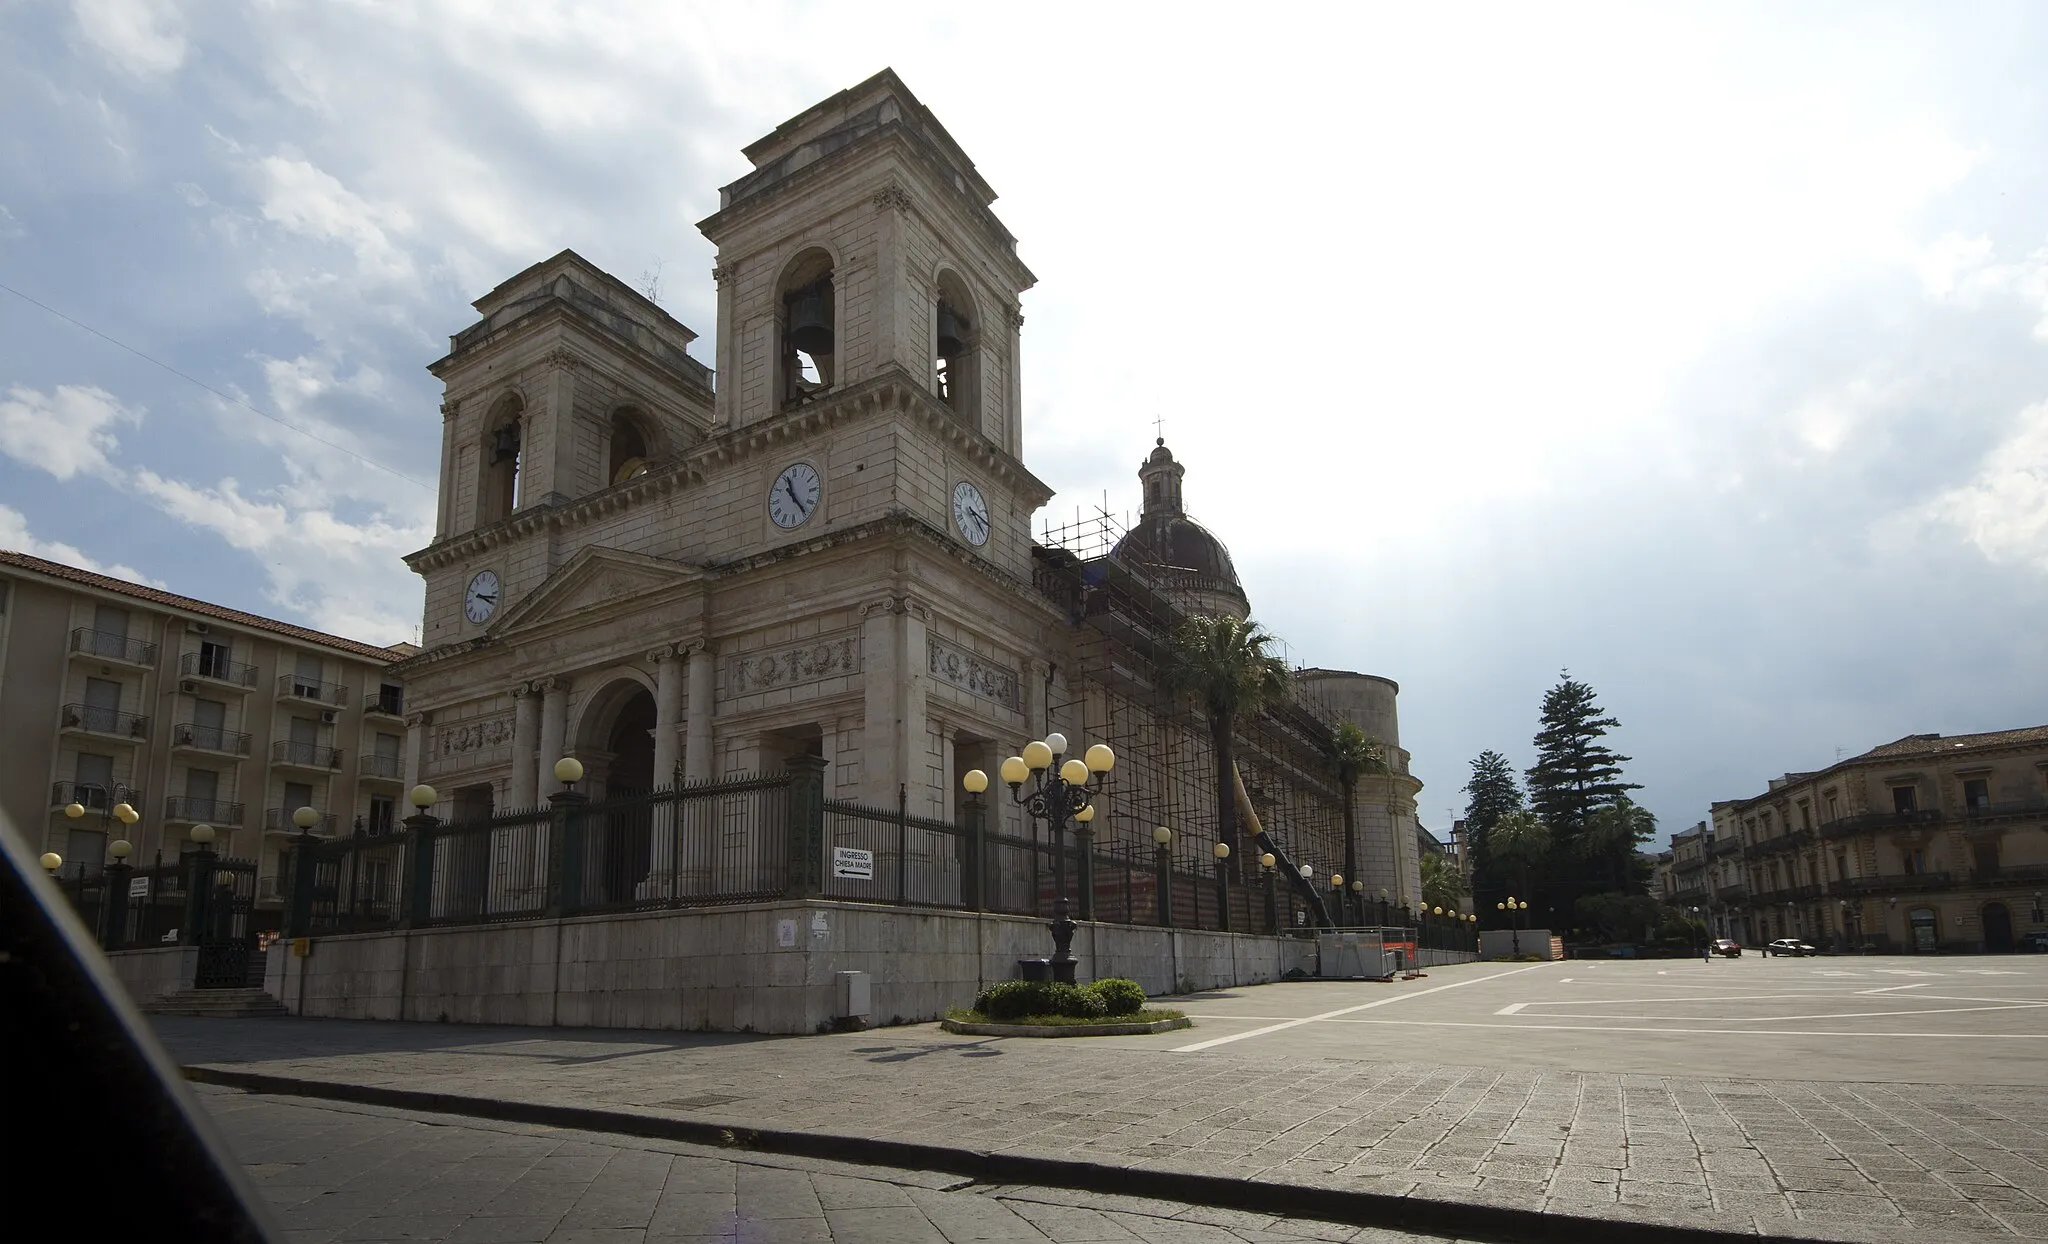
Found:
<box><xmin>107</xmin><ymin>944</ymin><xmax>198</xmax><ymax>1001</ymax></box>
<box><xmin>1479</xmin><ymin>928</ymin><xmax>1556</xmax><ymax>960</ymax></box>
<box><xmin>248</xmin><ymin>902</ymin><xmax>1322</xmax><ymax>1034</ymax></box>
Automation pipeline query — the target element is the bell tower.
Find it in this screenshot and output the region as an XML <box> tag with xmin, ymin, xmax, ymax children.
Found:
<box><xmin>697</xmin><ymin>69</ymin><xmax>1036</xmax><ymax>457</ymax></box>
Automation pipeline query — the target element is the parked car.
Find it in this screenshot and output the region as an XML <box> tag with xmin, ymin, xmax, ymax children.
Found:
<box><xmin>2022</xmin><ymin>931</ymin><xmax>2048</xmax><ymax>953</ymax></box>
<box><xmin>1765</xmin><ymin>938</ymin><xmax>1817</xmax><ymax>957</ymax></box>
<box><xmin>1712</xmin><ymin>938</ymin><xmax>1742</xmax><ymax>957</ymax></box>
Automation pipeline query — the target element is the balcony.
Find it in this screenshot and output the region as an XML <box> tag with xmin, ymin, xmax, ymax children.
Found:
<box><xmin>363</xmin><ymin>690</ymin><xmax>404</xmax><ymax>718</ymax></box>
<box><xmin>60</xmin><ymin>703</ymin><xmax>148</xmax><ymax>741</ymax></box>
<box><xmin>272</xmin><ymin>740</ymin><xmax>343</xmax><ymax>770</ymax></box>
<box><xmin>179</xmin><ymin>651</ymin><xmax>258</xmax><ymax>689</ymax></box>
<box><xmin>264</xmin><ymin>808</ymin><xmax>337</xmax><ymax>835</ymax></box>
<box><xmin>1970</xmin><ymin>862</ymin><xmax>2048</xmax><ymax>885</ymax></box>
<box><xmin>1749</xmin><ymin>828</ymin><xmax>1814</xmax><ymax>856</ymax></box>
<box><xmin>1707</xmin><ymin>836</ymin><xmax>1743</xmax><ymax>859</ymax></box>
<box><xmin>1840</xmin><ymin>871</ymin><xmax>1955</xmax><ymax>896</ymax></box>
<box><xmin>163</xmin><ymin>796</ymin><xmax>244</xmax><ymax>825</ymax></box>
<box><xmin>49</xmin><ymin>781</ymin><xmax>134</xmax><ymax>812</ymax></box>
<box><xmin>360</xmin><ymin>753</ymin><xmax>403</xmax><ymax>782</ymax></box>
<box><xmin>1715</xmin><ymin>883</ymin><xmax>1749</xmax><ymax>903</ymax></box>
<box><xmin>69</xmin><ymin>628</ymin><xmax>157</xmax><ymax>667</ymax></box>
<box><xmin>1962</xmin><ymin>798</ymin><xmax>2048</xmax><ymax>823</ymax></box>
<box><xmin>1820</xmin><ymin>809</ymin><xmax>1942</xmax><ymax>838</ymax></box>
<box><xmin>171</xmin><ymin>723</ymin><xmax>252</xmax><ymax>756</ymax></box>
<box><xmin>277</xmin><ymin>675</ymin><xmax>350</xmax><ymax>707</ymax></box>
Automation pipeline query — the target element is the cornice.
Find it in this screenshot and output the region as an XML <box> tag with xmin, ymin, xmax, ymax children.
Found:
<box><xmin>430</xmin><ymin>302</ymin><xmax>715</xmax><ymax>404</ymax></box>
<box><xmin>405</xmin><ymin>371</ymin><xmax>1052</xmax><ymax>574</ymax></box>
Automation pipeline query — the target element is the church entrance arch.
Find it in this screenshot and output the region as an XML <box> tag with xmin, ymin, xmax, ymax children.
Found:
<box><xmin>1982</xmin><ymin>902</ymin><xmax>2014</xmax><ymax>953</ymax></box>
<box><xmin>572</xmin><ymin>677</ymin><xmax>658</xmax><ymax>905</ymax></box>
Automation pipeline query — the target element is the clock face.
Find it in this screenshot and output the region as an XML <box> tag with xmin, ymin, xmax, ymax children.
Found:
<box><xmin>464</xmin><ymin>570</ymin><xmax>500</xmax><ymax>625</ymax></box>
<box><xmin>951</xmin><ymin>480</ymin><xmax>991</xmax><ymax>547</ymax></box>
<box><xmin>768</xmin><ymin>462</ymin><xmax>821</xmax><ymax>529</ymax></box>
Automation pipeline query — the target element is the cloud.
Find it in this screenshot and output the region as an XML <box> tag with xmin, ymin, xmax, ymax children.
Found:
<box><xmin>1920</xmin><ymin>399</ymin><xmax>2048</xmax><ymax>572</ymax></box>
<box><xmin>71</xmin><ymin>0</ymin><xmax>186</xmax><ymax>81</ymax></box>
<box><xmin>0</xmin><ymin>384</ymin><xmax>141</xmax><ymax>479</ymax></box>
<box><xmin>0</xmin><ymin>503</ymin><xmax>162</xmax><ymax>585</ymax></box>
<box><xmin>0</xmin><ymin>205</ymin><xmax>22</xmax><ymax>240</ymax></box>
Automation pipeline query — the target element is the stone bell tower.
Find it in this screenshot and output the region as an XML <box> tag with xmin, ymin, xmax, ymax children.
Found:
<box><xmin>697</xmin><ymin>69</ymin><xmax>1036</xmax><ymax>458</ymax></box>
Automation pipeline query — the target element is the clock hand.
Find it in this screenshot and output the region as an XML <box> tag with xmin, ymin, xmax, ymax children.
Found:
<box><xmin>784</xmin><ymin>478</ymin><xmax>806</xmax><ymax>512</ymax></box>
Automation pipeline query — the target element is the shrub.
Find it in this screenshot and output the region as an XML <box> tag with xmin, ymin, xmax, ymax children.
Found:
<box><xmin>1088</xmin><ymin>978</ymin><xmax>1146</xmax><ymax>1016</ymax></box>
<box><xmin>973</xmin><ymin>979</ymin><xmax>1113</xmax><ymax>1021</ymax></box>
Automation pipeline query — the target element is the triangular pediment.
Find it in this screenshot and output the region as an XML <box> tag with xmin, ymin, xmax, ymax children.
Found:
<box><xmin>491</xmin><ymin>547</ymin><xmax>705</xmax><ymax>635</ymax></box>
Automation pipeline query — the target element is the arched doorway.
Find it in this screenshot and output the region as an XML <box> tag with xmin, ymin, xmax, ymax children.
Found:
<box><xmin>576</xmin><ymin>680</ymin><xmax>658</xmax><ymax>905</ymax></box>
<box><xmin>1982</xmin><ymin>902</ymin><xmax>2015</xmax><ymax>953</ymax></box>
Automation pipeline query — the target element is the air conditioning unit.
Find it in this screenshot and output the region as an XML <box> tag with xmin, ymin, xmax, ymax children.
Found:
<box><xmin>185</xmin><ymin>621</ymin><xmax>210</xmax><ymax>635</ymax></box>
<box><xmin>179</xmin><ymin>679</ymin><xmax>197</xmax><ymax>694</ymax></box>
<box><xmin>319</xmin><ymin>709</ymin><xmax>338</xmax><ymax>725</ymax></box>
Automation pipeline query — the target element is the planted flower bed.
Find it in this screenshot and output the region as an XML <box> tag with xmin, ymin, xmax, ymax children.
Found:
<box><xmin>939</xmin><ymin>978</ymin><xmax>1190</xmax><ymax>1037</ymax></box>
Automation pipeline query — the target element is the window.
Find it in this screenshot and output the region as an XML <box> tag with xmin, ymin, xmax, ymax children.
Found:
<box><xmin>198</xmin><ymin>640</ymin><xmax>233</xmax><ymax>679</ymax></box>
<box><xmin>1761</xmin><ymin>810</ymin><xmax>1774</xmax><ymax>835</ymax></box>
<box><xmin>1834</xmin><ymin>852</ymin><xmax>1848</xmax><ymax>880</ymax></box>
<box><xmin>1891</xmin><ymin>785</ymin><xmax>1917</xmax><ymax>814</ymax></box>
<box><xmin>373</xmin><ymin>683</ymin><xmax>403</xmax><ymax>715</ymax></box>
<box><xmin>292</xmin><ymin>653</ymin><xmax>324</xmax><ymax>699</ymax></box>
<box><xmin>1824</xmin><ymin>791</ymin><xmax>1839</xmax><ymax>822</ymax></box>
<box><xmin>90</xmin><ymin>604</ymin><xmax>130</xmax><ymax>657</ymax></box>
<box><xmin>1973</xmin><ymin>842</ymin><xmax>1999</xmax><ymax>876</ymax></box>
<box><xmin>478</xmin><ymin>395</ymin><xmax>525</xmax><ymax>523</ymax></box>
<box><xmin>367</xmin><ymin>795</ymin><xmax>395</xmax><ymax>835</ymax></box>
<box><xmin>185</xmin><ymin>768</ymin><xmax>220</xmax><ymax>804</ymax></box>
<box><xmin>1962</xmin><ymin>778</ymin><xmax>1990</xmax><ymax>810</ymax></box>
<box><xmin>73</xmin><ymin>753</ymin><xmax>114</xmax><ymax>806</ymax></box>
<box><xmin>1797</xmin><ymin>801</ymin><xmax>1812</xmax><ymax>830</ymax></box>
<box><xmin>81</xmin><ymin>676</ymin><xmax>122</xmax><ymax>732</ymax></box>
<box><xmin>608</xmin><ymin>410</ymin><xmax>652</xmax><ymax>485</ymax></box>
<box><xmin>1902</xmin><ymin>847</ymin><xmax>1928</xmax><ymax>875</ymax></box>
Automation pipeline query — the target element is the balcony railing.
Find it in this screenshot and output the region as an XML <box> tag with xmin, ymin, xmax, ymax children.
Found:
<box><xmin>1819</xmin><ymin>809</ymin><xmax>1942</xmax><ymax>837</ymax></box>
<box><xmin>180</xmin><ymin>651</ymin><xmax>259</xmax><ymax>688</ymax></box>
<box><xmin>1839</xmin><ymin>871</ymin><xmax>1954</xmax><ymax>896</ymax></box>
<box><xmin>1748</xmin><ymin>828</ymin><xmax>1814</xmax><ymax>856</ymax></box>
<box><xmin>49</xmin><ymin>781</ymin><xmax>129</xmax><ymax>811</ymax></box>
<box><xmin>264</xmin><ymin>808</ymin><xmax>337</xmax><ymax>834</ymax></box>
<box><xmin>1962</xmin><ymin>798</ymin><xmax>2048</xmax><ymax>821</ymax></box>
<box><xmin>163</xmin><ymin>796</ymin><xmax>244</xmax><ymax>824</ymax></box>
<box><xmin>360</xmin><ymin>753</ymin><xmax>403</xmax><ymax>781</ymax></box>
<box><xmin>1715</xmin><ymin>883</ymin><xmax>1749</xmax><ymax>902</ymax></box>
<box><xmin>171</xmin><ymin>723</ymin><xmax>252</xmax><ymax>756</ymax></box>
<box><xmin>363</xmin><ymin>690</ymin><xmax>404</xmax><ymax>717</ymax></box>
<box><xmin>61</xmin><ymin>704</ymin><xmax>148</xmax><ymax>739</ymax></box>
<box><xmin>69</xmin><ymin>628</ymin><xmax>157</xmax><ymax>666</ymax></box>
<box><xmin>277</xmin><ymin>675</ymin><xmax>350</xmax><ymax>706</ymax></box>
<box><xmin>271</xmin><ymin>740</ymin><xmax>343</xmax><ymax>769</ymax></box>
<box><xmin>1972</xmin><ymin>862</ymin><xmax>2048</xmax><ymax>884</ymax></box>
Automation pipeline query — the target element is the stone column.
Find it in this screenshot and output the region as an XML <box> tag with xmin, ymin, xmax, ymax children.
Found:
<box><xmin>510</xmin><ymin>684</ymin><xmax>540</xmax><ymax>812</ymax></box>
<box><xmin>536</xmin><ymin>677</ymin><xmax>569</xmax><ymax>800</ymax></box>
<box><xmin>683</xmin><ymin>641</ymin><xmax>713</xmax><ymax>783</ymax></box>
<box><xmin>650</xmin><ymin>648</ymin><xmax>684</xmax><ymax>789</ymax></box>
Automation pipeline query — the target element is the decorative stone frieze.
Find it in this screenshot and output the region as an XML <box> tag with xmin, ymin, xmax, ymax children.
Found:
<box><xmin>728</xmin><ymin>632</ymin><xmax>859</xmax><ymax>696</ymax></box>
<box><xmin>439</xmin><ymin>714</ymin><xmax>514</xmax><ymax>756</ymax></box>
<box><xmin>872</xmin><ymin>184</ymin><xmax>914</xmax><ymax>212</ymax></box>
<box><xmin>928</xmin><ymin>638</ymin><xmax>1020</xmax><ymax>710</ymax></box>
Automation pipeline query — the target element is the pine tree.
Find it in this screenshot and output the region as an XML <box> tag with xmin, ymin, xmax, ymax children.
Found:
<box><xmin>1462</xmin><ymin>750</ymin><xmax>1524</xmax><ymax>911</ymax></box>
<box><xmin>1525</xmin><ymin>672</ymin><xmax>1638</xmax><ymax>838</ymax></box>
<box><xmin>1525</xmin><ymin>671</ymin><xmax>1641</xmax><ymax>915</ymax></box>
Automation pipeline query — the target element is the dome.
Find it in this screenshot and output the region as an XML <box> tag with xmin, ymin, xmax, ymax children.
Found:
<box><xmin>1112</xmin><ymin>513</ymin><xmax>1242</xmax><ymax>589</ymax></box>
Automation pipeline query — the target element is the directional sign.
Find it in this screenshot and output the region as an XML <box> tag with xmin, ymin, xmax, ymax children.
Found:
<box><xmin>831</xmin><ymin>847</ymin><xmax>874</xmax><ymax>880</ymax></box>
<box><xmin>128</xmin><ymin>875</ymin><xmax>151</xmax><ymax>898</ymax></box>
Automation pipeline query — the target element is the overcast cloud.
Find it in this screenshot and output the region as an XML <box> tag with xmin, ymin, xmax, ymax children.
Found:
<box><xmin>3</xmin><ymin>0</ymin><xmax>2045</xmax><ymax>842</ymax></box>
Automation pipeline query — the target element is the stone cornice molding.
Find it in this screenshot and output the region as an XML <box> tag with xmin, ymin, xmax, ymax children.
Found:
<box><xmin>711</xmin><ymin>263</ymin><xmax>736</xmax><ymax>287</ymax></box>
<box><xmin>404</xmin><ymin>371</ymin><xmax>1049</xmax><ymax>575</ymax></box>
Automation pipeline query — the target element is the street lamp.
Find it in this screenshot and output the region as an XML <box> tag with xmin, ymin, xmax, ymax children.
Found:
<box><xmin>979</xmin><ymin>733</ymin><xmax>1114</xmax><ymax>982</ymax></box>
<box><xmin>39</xmin><ymin>852</ymin><xmax>62</xmax><ymax>874</ymax></box>
<box><xmin>1260</xmin><ymin>851</ymin><xmax>1278</xmax><ymax>932</ymax></box>
<box><xmin>1153</xmin><ymin>826</ymin><xmax>1174</xmax><ymax>927</ymax></box>
<box><xmin>1498</xmin><ymin>895</ymin><xmax>1530</xmax><ymax>956</ymax></box>
<box><xmin>1214</xmin><ymin>841</ymin><xmax>1232</xmax><ymax>932</ymax></box>
<box><xmin>1330</xmin><ymin>873</ymin><xmax>1344</xmax><ymax>926</ymax></box>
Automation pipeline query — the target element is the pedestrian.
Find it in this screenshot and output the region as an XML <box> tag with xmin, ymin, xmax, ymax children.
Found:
<box><xmin>1703</xmin><ymin>936</ymin><xmax>1711</xmax><ymax>964</ymax></box>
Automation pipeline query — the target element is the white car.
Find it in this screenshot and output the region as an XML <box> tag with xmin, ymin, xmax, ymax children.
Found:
<box><xmin>1765</xmin><ymin>938</ymin><xmax>1817</xmax><ymax>957</ymax></box>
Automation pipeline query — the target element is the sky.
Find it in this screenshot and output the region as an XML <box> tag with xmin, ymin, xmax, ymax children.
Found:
<box><xmin>4</xmin><ymin>1</ymin><xmax>2047</xmax><ymax>847</ymax></box>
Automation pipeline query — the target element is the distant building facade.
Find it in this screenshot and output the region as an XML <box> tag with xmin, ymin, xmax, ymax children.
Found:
<box><xmin>0</xmin><ymin>551</ymin><xmax>411</xmax><ymax>911</ymax></box>
<box><xmin>1714</xmin><ymin>726</ymin><xmax>2048</xmax><ymax>952</ymax></box>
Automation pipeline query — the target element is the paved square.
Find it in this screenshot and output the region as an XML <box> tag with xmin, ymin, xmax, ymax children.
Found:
<box><xmin>162</xmin><ymin>956</ymin><xmax>2048</xmax><ymax>1241</ymax></box>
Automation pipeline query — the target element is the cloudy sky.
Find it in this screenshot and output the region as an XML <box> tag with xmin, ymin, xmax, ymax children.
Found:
<box><xmin>4</xmin><ymin>1</ymin><xmax>2046</xmax><ymax>843</ymax></box>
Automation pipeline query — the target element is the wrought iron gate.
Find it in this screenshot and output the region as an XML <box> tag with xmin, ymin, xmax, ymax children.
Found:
<box><xmin>194</xmin><ymin>857</ymin><xmax>258</xmax><ymax>988</ymax></box>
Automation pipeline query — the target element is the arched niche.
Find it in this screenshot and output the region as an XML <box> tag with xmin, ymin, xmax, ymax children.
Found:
<box><xmin>777</xmin><ymin>247</ymin><xmax>837</xmax><ymax>412</ymax></box>
<box><xmin>933</xmin><ymin>268</ymin><xmax>980</xmax><ymax>430</ymax></box>
<box><xmin>476</xmin><ymin>393</ymin><xmax>525</xmax><ymax>525</ymax></box>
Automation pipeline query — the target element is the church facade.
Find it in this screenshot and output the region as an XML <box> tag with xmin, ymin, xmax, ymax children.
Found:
<box><xmin>392</xmin><ymin>70</ymin><xmax>1423</xmax><ymax>916</ymax></box>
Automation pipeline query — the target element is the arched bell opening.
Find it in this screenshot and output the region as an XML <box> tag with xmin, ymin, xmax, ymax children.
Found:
<box><xmin>608</xmin><ymin>407</ymin><xmax>656</xmax><ymax>485</ymax></box>
<box><xmin>477</xmin><ymin>393</ymin><xmax>525</xmax><ymax>524</ymax></box>
<box><xmin>778</xmin><ymin>249</ymin><xmax>836</xmax><ymax>411</ymax></box>
<box><xmin>933</xmin><ymin>269</ymin><xmax>980</xmax><ymax>430</ymax></box>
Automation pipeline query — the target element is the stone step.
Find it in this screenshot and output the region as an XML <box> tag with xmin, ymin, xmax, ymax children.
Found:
<box><xmin>143</xmin><ymin>989</ymin><xmax>289</xmax><ymax>1018</ymax></box>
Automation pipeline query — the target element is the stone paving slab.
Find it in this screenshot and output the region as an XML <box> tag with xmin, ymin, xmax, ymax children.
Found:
<box><xmin>199</xmin><ymin>1088</ymin><xmax>1464</xmax><ymax>1243</ymax></box>
<box><xmin>158</xmin><ymin>1016</ymin><xmax>2048</xmax><ymax>1242</ymax></box>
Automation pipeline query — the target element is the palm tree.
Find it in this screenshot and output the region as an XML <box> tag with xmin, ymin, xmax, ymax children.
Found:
<box><xmin>1488</xmin><ymin>809</ymin><xmax>1552</xmax><ymax>901</ymax></box>
<box><xmin>1580</xmin><ymin>795</ymin><xmax>1658</xmax><ymax>893</ymax></box>
<box><xmin>1327</xmin><ymin>721</ymin><xmax>1388</xmax><ymax>893</ymax></box>
<box><xmin>1420</xmin><ymin>850</ymin><xmax>1465</xmax><ymax>912</ymax></box>
<box><xmin>1160</xmin><ymin>614</ymin><xmax>1292</xmax><ymax>858</ymax></box>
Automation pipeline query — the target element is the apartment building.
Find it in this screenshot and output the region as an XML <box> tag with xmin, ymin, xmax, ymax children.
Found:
<box><xmin>0</xmin><ymin>551</ymin><xmax>415</xmax><ymax>910</ymax></box>
<box><xmin>1715</xmin><ymin>726</ymin><xmax>2048</xmax><ymax>952</ymax></box>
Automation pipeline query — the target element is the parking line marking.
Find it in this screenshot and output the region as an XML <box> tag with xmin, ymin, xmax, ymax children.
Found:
<box><xmin>1170</xmin><ymin>963</ymin><xmax>1555</xmax><ymax>1052</ymax></box>
<box><xmin>1495</xmin><ymin>1003</ymin><xmax>1530</xmax><ymax>1015</ymax></box>
<box><xmin>1320</xmin><ymin>1018</ymin><xmax>2048</xmax><ymax>1039</ymax></box>
<box><xmin>1858</xmin><ymin>984</ymin><xmax>1932</xmax><ymax>995</ymax></box>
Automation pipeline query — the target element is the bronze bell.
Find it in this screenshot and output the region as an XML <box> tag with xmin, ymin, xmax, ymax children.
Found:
<box><xmin>786</xmin><ymin>284</ymin><xmax>834</xmax><ymax>356</ymax></box>
<box><xmin>936</xmin><ymin>305</ymin><xmax>968</xmax><ymax>358</ymax></box>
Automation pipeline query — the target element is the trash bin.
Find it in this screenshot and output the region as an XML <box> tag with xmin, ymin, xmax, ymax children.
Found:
<box><xmin>1017</xmin><ymin>958</ymin><xmax>1051</xmax><ymax>982</ymax></box>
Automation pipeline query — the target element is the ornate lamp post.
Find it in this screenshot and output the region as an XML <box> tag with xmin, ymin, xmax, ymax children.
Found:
<box><xmin>1260</xmin><ymin>851</ymin><xmax>1278</xmax><ymax>932</ymax></box>
<box><xmin>1497</xmin><ymin>895</ymin><xmax>1529</xmax><ymax>956</ymax></box>
<box><xmin>967</xmin><ymin>732</ymin><xmax>1114</xmax><ymax>983</ymax></box>
<box><xmin>1153</xmin><ymin>826</ymin><xmax>1174</xmax><ymax>927</ymax></box>
<box><xmin>1349</xmin><ymin>879</ymin><xmax>1364</xmax><ymax>928</ymax></box>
